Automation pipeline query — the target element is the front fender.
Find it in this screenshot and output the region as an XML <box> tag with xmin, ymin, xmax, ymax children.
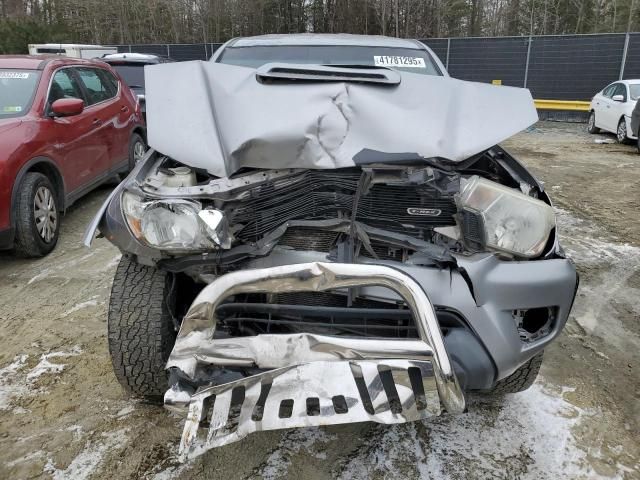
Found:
<box><xmin>83</xmin><ymin>148</ymin><xmax>154</xmax><ymax>247</ymax></box>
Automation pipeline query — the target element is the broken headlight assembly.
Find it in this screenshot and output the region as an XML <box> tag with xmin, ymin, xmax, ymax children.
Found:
<box><xmin>458</xmin><ymin>176</ymin><xmax>555</xmax><ymax>258</ymax></box>
<box><xmin>121</xmin><ymin>192</ymin><xmax>232</xmax><ymax>250</ymax></box>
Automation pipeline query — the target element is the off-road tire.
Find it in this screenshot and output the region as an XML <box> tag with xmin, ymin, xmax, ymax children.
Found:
<box><xmin>108</xmin><ymin>256</ymin><xmax>176</xmax><ymax>401</ymax></box>
<box><xmin>587</xmin><ymin>111</ymin><xmax>599</xmax><ymax>134</ymax></box>
<box><xmin>486</xmin><ymin>352</ymin><xmax>543</xmax><ymax>395</ymax></box>
<box><xmin>13</xmin><ymin>172</ymin><xmax>59</xmax><ymax>258</ymax></box>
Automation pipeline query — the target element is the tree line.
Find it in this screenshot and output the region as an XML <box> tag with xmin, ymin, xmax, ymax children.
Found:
<box><xmin>1</xmin><ymin>0</ymin><xmax>639</xmax><ymax>53</ymax></box>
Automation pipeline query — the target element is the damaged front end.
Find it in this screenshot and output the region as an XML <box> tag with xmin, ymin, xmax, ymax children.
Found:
<box><xmin>85</xmin><ymin>57</ymin><xmax>578</xmax><ymax>459</ymax></box>
<box><xmin>88</xmin><ymin>147</ymin><xmax>577</xmax><ymax>459</ymax></box>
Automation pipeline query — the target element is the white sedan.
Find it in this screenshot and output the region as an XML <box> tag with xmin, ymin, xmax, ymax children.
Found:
<box><xmin>588</xmin><ymin>79</ymin><xmax>640</xmax><ymax>142</ymax></box>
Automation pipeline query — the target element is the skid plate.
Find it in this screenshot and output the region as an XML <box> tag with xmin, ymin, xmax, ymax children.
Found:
<box><xmin>179</xmin><ymin>359</ymin><xmax>440</xmax><ymax>460</ymax></box>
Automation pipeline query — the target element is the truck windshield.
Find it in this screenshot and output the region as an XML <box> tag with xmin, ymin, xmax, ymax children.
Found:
<box><xmin>0</xmin><ymin>70</ymin><xmax>40</xmax><ymax>118</ymax></box>
<box><xmin>217</xmin><ymin>45</ymin><xmax>442</xmax><ymax>76</ymax></box>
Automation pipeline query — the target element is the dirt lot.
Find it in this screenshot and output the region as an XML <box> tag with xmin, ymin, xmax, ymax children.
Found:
<box><xmin>0</xmin><ymin>121</ymin><xmax>639</xmax><ymax>479</ymax></box>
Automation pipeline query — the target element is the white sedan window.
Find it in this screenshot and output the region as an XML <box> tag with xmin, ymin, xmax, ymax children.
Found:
<box><xmin>602</xmin><ymin>84</ymin><xmax>617</xmax><ymax>97</ymax></box>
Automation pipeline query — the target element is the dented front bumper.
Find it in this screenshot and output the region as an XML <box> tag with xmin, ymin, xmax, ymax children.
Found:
<box><xmin>165</xmin><ymin>262</ymin><xmax>465</xmax><ymax>460</ymax></box>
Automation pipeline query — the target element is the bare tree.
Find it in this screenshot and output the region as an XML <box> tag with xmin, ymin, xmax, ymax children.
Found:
<box><xmin>0</xmin><ymin>0</ymin><xmax>638</xmax><ymax>54</ymax></box>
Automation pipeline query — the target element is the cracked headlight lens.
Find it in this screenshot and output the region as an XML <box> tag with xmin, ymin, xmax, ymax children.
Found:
<box><xmin>458</xmin><ymin>176</ymin><xmax>555</xmax><ymax>258</ymax></box>
<box><xmin>121</xmin><ymin>192</ymin><xmax>232</xmax><ymax>250</ymax></box>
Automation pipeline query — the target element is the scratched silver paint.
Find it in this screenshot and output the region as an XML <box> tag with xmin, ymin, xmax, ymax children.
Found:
<box><xmin>178</xmin><ymin>359</ymin><xmax>441</xmax><ymax>461</ymax></box>
<box><xmin>166</xmin><ymin>262</ymin><xmax>465</xmax><ymax>458</ymax></box>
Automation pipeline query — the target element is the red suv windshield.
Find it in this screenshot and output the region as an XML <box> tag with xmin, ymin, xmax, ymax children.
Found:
<box><xmin>0</xmin><ymin>70</ymin><xmax>41</xmax><ymax>118</ymax></box>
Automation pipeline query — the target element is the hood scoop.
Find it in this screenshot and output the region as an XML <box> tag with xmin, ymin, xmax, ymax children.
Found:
<box><xmin>256</xmin><ymin>63</ymin><xmax>401</xmax><ymax>85</ymax></box>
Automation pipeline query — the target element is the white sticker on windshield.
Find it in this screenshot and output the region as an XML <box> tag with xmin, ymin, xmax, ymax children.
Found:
<box><xmin>0</xmin><ymin>72</ymin><xmax>30</xmax><ymax>79</ymax></box>
<box><xmin>374</xmin><ymin>56</ymin><xmax>426</xmax><ymax>68</ymax></box>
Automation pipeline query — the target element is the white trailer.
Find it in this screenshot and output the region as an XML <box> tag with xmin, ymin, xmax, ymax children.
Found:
<box><xmin>28</xmin><ymin>44</ymin><xmax>117</xmax><ymax>59</ymax></box>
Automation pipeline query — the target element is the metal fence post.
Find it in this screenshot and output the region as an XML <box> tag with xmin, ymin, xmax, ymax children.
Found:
<box><xmin>445</xmin><ymin>38</ymin><xmax>451</xmax><ymax>69</ymax></box>
<box><xmin>128</xmin><ymin>44</ymin><xmax>132</xmax><ymax>53</ymax></box>
<box><xmin>620</xmin><ymin>32</ymin><xmax>630</xmax><ymax>79</ymax></box>
<box><xmin>167</xmin><ymin>44</ymin><xmax>171</xmax><ymax>58</ymax></box>
<box><xmin>523</xmin><ymin>35</ymin><xmax>532</xmax><ymax>88</ymax></box>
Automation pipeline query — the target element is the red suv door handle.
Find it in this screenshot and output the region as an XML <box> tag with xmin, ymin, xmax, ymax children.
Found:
<box><xmin>121</xmin><ymin>106</ymin><xmax>129</xmax><ymax>113</ymax></box>
<box><xmin>92</xmin><ymin>118</ymin><xmax>102</xmax><ymax>126</ymax></box>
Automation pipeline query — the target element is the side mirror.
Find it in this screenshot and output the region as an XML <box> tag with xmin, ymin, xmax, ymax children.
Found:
<box><xmin>612</xmin><ymin>94</ymin><xmax>625</xmax><ymax>102</ymax></box>
<box><xmin>51</xmin><ymin>98</ymin><xmax>84</xmax><ymax>117</ymax></box>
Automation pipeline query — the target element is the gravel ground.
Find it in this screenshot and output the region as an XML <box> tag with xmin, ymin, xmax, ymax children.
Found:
<box><xmin>0</xmin><ymin>121</ymin><xmax>639</xmax><ymax>480</ymax></box>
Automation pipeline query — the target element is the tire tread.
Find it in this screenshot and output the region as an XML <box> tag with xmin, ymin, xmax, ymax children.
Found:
<box><xmin>487</xmin><ymin>352</ymin><xmax>543</xmax><ymax>395</ymax></box>
<box><xmin>13</xmin><ymin>172</ymin><xmax>58</xmax><ymax>257</ymax></box>
<box><xmin>108</xmin><ymin>256</ymin><xmax>175</xmax><ymax>400</ymax></box>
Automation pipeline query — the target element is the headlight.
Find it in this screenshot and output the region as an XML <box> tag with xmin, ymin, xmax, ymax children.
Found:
<box><xmin>121</xmin><ymin>192</ymin><xmax>232</xmax><ymax>250</ymax></box>
<box><xmin>458</xmin><ymin>176</ymin><xmax>555</xmax><ymax>258</ymax></box>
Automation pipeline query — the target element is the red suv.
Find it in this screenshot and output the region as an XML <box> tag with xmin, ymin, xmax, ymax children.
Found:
<box><xmin>0</xmin><ymin>55</ymin><xmax>145</xmax><ymax>257</ymax></box>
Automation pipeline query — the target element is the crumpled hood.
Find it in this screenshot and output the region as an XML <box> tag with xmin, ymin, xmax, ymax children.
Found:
<box><xmin>145</xmin><ymin>61</ymin><xmax>537</xmax><ymax>177</ymax></box>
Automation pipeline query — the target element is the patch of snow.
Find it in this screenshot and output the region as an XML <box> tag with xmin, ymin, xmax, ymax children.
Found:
<box><xmin>151</xmin><ymin>463</ymin><xmax>192</xmax><ymax>480</ymax></box>
<box><xmin>27</xmin><ymin>268</ymin><xmax>52</xmax><ymax>285</ymax></box>
<box><xmin>27</xmin><ymin>346</ymin><xmax>82</xmax><ymax>381</ymax></box>
<box><xmin>60</xmin><ymin>297</ymin><xmax>100</xmax><ymax>318</ymax></box>
<box><xmin>115</xmin><ymin>404</ymin><xmax>135</xmax><ymax>418</ymax></box>
<box><xmin>95</xmin><ymin>254</ymin><xmax>122</xmax><ymax>273</ymax></box>
<box><xmin>64</xmin><ymin>425</ymin><xmax>84</xmax><ymax>440</ymax></box>
<box><xmin>44</xmin><ymin>429</ymin><xmax>128</xmax><ymax>480</ymax></box>
<box><xmin>336</xmin><ymin>379</ymin><xmax>601</xmax><ymax>479</ymax></box>
<box><xmin>554</xmin><ymin>207</ymin><xmax>640</xmax><ymax>341</ymax></box>
<box><xmin>0</xmin><ymin>354</ymin><xmax>29</xmax><ymax>410</ymax></box>
<box><xmin>259</xmin><ymin>428</ymin><xmax>336</xmax><ymax>480</ymax></box>
<box><xmin>26</xmin><ymin>252</ymin><xmax>97</xmax><ymax>285</ymax></box>
<box><xmin>0</xmin><ymin>347</ymin><xmax>83</xmax><ymax>411</ymax></box>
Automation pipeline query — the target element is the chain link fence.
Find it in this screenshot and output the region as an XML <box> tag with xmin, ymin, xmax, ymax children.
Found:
<box><xmin>110</xmin><ymin>32</ymin><xmax>640</xmax><ymax>102</ymax></box>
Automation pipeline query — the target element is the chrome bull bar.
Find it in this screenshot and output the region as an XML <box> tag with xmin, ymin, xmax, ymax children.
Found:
<box><xmin>165</xmin><ymin>262</ymin><xmax>465</xmax><ymax>460</ymax></box>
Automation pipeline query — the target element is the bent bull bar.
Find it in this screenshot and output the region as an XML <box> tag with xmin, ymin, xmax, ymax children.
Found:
<box><xmin>165</xmin><ymin>262</ymin><xmax>466</xmax><ymax>460</ymax></box>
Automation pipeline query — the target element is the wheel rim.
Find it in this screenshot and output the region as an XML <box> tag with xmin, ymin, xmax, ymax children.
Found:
<box><xmin>618</xmin><ymin>121</ymin><xmax>627</xmax><ymax>142</ymax></box>
<box><xmin>588</xmin><ymin>113</ymin><xmax>595</xmax><ymax>130</ymax></box>
<box><xmin>34</xmin><ymin>186</ymin><xmax>57</xmax><ymax>243</ymax></box>
<box><xmin>133</xmin><ymin>141</ymin><xmax>145</xmax><ymax>164</ymax></box>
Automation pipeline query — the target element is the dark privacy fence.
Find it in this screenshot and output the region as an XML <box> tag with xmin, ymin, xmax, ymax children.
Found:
<box><xmin>111</xmin><ymin>32</ymin><xmax>640</xmax><ymax>101</ymax></box>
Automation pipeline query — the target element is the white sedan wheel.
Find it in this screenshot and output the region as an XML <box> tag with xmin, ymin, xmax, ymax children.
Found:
<box><xmin>617</xmin><ymin>119</ymin><xmax>628</xmax><ymax>143</ymax></box>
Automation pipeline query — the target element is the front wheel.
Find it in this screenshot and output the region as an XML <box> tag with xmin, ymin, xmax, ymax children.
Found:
<box><xmin>617</xmin><ymin>118</ymin><xmax>630</xmax><ymax>143</ymax></box>
<box><xmin>587</xmin><ymin>111</ymin><xmax>599</xmax><ymax>133</ymax></box>
<box><xmin>108</xmin><ymin>256</ymin><xmax>177</xmax><ymax>401</ymax></box>
<box><xmin>484</xmin><ymin>352</ymin><xmax>543</xmax><ymax>395</ymax></box>
<box><xmin>13</xmin><ymin>172</ymin><xmax>59</xmax><ymax>257</ymax></box>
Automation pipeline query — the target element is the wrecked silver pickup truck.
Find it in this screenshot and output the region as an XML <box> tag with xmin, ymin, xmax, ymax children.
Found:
<box><xmin>85</xmin><ymin>34</ymin><xmax>578</xmax><ymax>460</ymax></box>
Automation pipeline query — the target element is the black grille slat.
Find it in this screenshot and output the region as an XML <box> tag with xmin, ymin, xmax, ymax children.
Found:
<box><xmin>279</xmin><ymin>228</ymin><xmax>339</xmax><ymax>252</ymax></box>
<box><xmin>226</xmin><ymin>170</ymin><xmax>457</xmax><ymax>243</ymax></box>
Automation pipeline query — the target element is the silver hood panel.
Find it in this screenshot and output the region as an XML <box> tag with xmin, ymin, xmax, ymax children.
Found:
<box><xmin>145</xmin><ymin>61</ymin><xmax>538</xmax><ymax>177</ymax></box>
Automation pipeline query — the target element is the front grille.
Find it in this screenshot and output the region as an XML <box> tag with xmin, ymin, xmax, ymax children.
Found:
<box><xmin>274</xmin><ymin>292</ymin><xmax>401</xmax><ymax>309</ymax></box>
<box><xmin>356</xmin><ymin>184</ymin><xmax>457</xmax><ymax>239</ymax></box>
<box><xmin>216</xmin><ymin>292</ymin><xmax>468</xmax><ymax>339</ymax></box>
<box><xmin>226</xmin><ymin>169</ymin><xmax>456</xmax><ymax>243</ymax></box>
<box><xmin>279</xmin><ymin>227</ymin><xmax>339</xmax><ymax>252</ymax></box>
